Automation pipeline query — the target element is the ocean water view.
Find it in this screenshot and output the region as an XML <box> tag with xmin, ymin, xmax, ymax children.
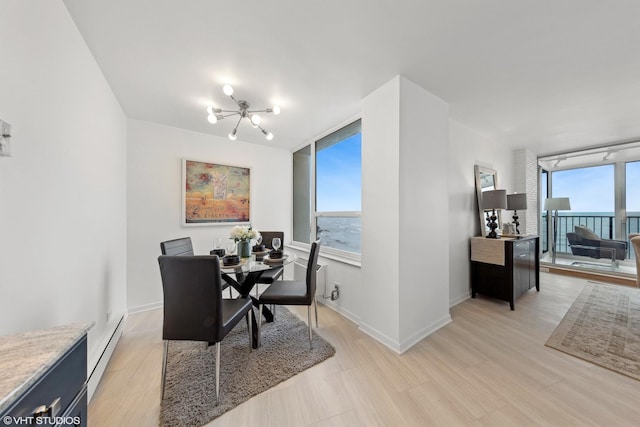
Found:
<box><xmin>316</xmin><ymin>216</ymin><xmax>361</xmax><ymax>253</ymax></box>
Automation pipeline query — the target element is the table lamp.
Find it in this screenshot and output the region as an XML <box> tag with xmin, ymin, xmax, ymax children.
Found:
<box><xmin>482</xmin><ymin>189</ymin><xmax>507</xmax><ymax>239</ymax></box>
<box><xmin>544</xmin><ymin>197</ymin><xmax>571</xmax><ymax>263</ymax></box>
<box><xmin>507</xmin><ymin>193</ymin><xmax>527</xmax><ymax>234</ymax></box>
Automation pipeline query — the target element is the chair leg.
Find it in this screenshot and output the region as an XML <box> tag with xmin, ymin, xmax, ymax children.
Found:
<box><xmin>247</xmin><ymin>309</ymin><xmax>252</xmax><ymax>352</ymax></box>
<box><xmin>161</xmin><ymin>340</ymin><xmax>168</xmax><ymax>400</ymax></box>
<box><xmin>228</xmin><ymin>287</ymin><xmax>233</xmax><ymax>298</ymax></box>
<box><xmin>215</xmin><ymin>342</ymin><xmax>220</xmax><ymax>405</ymax></box>
<box><xmin>314</xmin><ymin>296</ymin><xmax>318</xmax><ymax>328</ymax></box>
<box><xmin>257</xmin><ymin>304</ymin><xmax>262</xmax><ymax>348</ymax></box>
<box><xmin>308</xmin><ymin>305</ymin><xmax>312</xmax><ymax>349</ymax></box>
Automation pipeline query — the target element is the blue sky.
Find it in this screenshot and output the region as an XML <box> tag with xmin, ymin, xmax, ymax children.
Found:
<box><xmin>316</xmin><ymin>133</ymin><xmax>361</xmax><ymax>212</ymax></box>
<box><xmin>550</xmin><ymin>161</ymin><xmax>639</xmax><ymax>213</ymax></box>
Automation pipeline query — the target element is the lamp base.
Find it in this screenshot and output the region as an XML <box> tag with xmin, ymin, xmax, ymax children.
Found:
<box><xmin>512</xmin><ymin>211</ymin><xmax>520</xmax><ymax>234</ymax></box>
<box><xmin>486</xmin><ymin>210</ymin><xmax>499</xmax><ymax>239</ymax></box>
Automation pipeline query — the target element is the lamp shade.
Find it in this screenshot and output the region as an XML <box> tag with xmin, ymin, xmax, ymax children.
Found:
<box><xmin>507</xmin><ymin>193</ymin><xmax>527</xmax><ymax>210</ymax></box>
<box><xmin>544</xmin><ymin>197</ymin><xmax>571</xmax><ymax>211</ymax></box>
<box><xmin>482</xmin><ymin>189</ymin><xmax>507</xmax><ymax>210</ymax></box>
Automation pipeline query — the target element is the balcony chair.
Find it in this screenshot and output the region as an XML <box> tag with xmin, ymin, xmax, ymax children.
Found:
<box><xmin>257</xmin><ymin>240</ymin><xmax>321</xmax><ymax>349</ymax></box>
<box><xmin>566</xmin><ymin>225</ymin><xmax>627</xmax><ymax>268</ymax></box>
<box><xmin>158</xmin><ymin>255</ymin><xmax>253</xmax><ymax>404</ymax></box>
<box><xmin>161</xmin><ymin>237</ymin><xmax>232</xmax><ymax>297</ymax></box>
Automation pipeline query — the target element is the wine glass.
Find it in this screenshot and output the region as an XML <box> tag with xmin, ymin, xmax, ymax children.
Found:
<box><xmin>226</xmin><ymin>241</ymin><xmax>237</xmax><ymax>255</ymax></box>
<box><xmin>214</xmin><ymin>237</ymin><xmax>222</xmax><ymax>249</ymax></box>
<box><xmin>272</xmin><ymin>237</ymin><xmax>281</xmax><ymax>252</ymax></box>
<box><xmin>256</xmin><ymin>235</ymin><xmax>263</xmax><ymax>246</ymax></box>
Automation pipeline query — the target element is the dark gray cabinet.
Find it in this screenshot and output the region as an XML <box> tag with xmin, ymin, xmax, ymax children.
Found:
<box><xmin>471</xmin><ymin>236</ymin><xmax>540</xmax><ymax>310</ymax></box>
<box><xmin>0</xmin><ymin>326</ymin><xmax>89</xmax><ymax>427</ymax></box>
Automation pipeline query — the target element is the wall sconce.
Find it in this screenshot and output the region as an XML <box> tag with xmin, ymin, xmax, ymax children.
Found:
<box><xmin>0</xmin><ymin>119</ymin><xmax>12</xmax><ymax>157</ymax></box>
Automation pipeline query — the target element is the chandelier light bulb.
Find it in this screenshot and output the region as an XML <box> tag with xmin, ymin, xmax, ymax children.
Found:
<box><xmin>207</xmin><ymin>114</ymin><xmax>218</xmax><ymax>124</ymax></box>
<box><xmin>272</xmin><ymin>105</ymin><xmax>281</xmax><ymax>115</ymax></box>
<box><xmin>251</xmin><ymin>114</ymin><xmax>261</xmax><ymax>126</ymax></box>
<box><xmin>206</xmin><ymin>106</ymin><xmax>214</xmax><ymax>115</ymax></box>
<box><xmin>266</xmin><ymin>132</ymin><xmax>274</xmax><ymax>141</ymax></box>
<box><xmin>223</xmin><ymin>85</ymin><xmax>234</xmax><ymax>96</ymax></box>
<box><xmin>228</xmin><ymin>131</ymin><xmax>237</xmax><ymax>141</ymax></box>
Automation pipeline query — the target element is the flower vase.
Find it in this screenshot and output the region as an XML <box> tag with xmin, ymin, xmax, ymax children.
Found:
<box><xmin>238</xmin><ymin>240</ymin><xmax>251</xmax><ymax>258</ymax></box>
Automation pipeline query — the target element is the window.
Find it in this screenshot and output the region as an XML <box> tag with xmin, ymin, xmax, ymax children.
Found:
<box><xmin>292</xmin><ymin>119</ymin><xmax>362</xmax><ymax>256</ymax></box>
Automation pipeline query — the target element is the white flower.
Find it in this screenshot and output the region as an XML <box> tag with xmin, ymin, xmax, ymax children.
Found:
<box><xmin>230</xmin><ymin>225</ymin><xmax>260</xmax><ymax>242</ymax></box>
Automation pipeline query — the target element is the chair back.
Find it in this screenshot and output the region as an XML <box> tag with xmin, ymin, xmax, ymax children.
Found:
<box><xmin>158</xmin><ymin>255</ymin><xmax>223</xmax><ymax>342</ymax></box>
<box><xmin>260</xmin><ymin>231</ymin><xmax>284</xmax><ymax>250</ymax></box>
<box><xmin>160</xmin><ymin>237</ymin><xmax>194</xmax><ymax>256</ymax></box>
<box><xmin>306</xmin><ymin>240</ymin><xmax>322</xmax><ymax>298</ymax></box>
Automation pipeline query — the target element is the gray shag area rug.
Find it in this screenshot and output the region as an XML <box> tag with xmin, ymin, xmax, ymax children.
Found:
<box><xmin>160</xmin><ymin>307</ymin><xmax>336</xmax><ymax>426</ymax></box>
<box><xmin>546</xmin><ymin>281</ymin><xmax>640</xmax><ymax>381</ymax></box>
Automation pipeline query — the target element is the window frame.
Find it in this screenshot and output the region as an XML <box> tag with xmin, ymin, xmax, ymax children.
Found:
<box><xmin>291</xmin><ymin>114</ymin><xmax>362</xmax><ymax>263</ymax></box>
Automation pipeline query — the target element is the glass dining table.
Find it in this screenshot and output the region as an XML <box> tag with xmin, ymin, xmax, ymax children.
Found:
<box><xmin>219</xmin><ymin>251</ymin><xmax>297</xmax><ymax>348</ymax></box>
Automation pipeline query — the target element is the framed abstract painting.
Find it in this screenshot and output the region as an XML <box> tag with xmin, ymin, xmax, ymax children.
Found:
<box><xmin>182</xmin><ymin>159</ymin><xmax>251</xmax><ymax>225</ymax></box>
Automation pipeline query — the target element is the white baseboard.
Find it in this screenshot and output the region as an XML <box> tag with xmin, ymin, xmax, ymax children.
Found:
<box><xmin>317</xmin><ymin>298</ymin><xmax>361</xmax><ymax>326</ymax></box>
<box><xmin>449</xmin><ymin>292</ymin><xmax>471</xmax><ymax>307</ymax></box>
<box><xmin>128</xmin><ymin>300</ymin><xmax>163</xmax><ymax>314</ymax></box>
<box><xmin>358</xmin><ymin>313</ymin><xmax>452</xmax><ymax>354</ymax></box>
<box><xmin>87</xmin><ymin>314</ymin><xmax>126</xmax><ymax>401</ymax></box>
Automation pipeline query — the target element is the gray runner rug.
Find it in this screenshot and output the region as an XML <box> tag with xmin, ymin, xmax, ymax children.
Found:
<box><xmin>160</xmin><ymin>307</ymin><xmax>335</xmax><ymax>426</ymax></box>
<box><xmin>545</xmin><ymin>281</ymin><xmax>640</xmax><ymax>381</ymax></box>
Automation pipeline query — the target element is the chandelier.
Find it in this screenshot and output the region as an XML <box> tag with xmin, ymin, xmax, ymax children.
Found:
<box><xmin>206</xmin><ymin>85</ymin><xmax>280</xmax><ymax>141</ymax></box>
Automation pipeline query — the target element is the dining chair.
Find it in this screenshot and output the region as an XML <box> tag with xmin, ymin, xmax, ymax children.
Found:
<box><xmin>160</xmin><ymin>237</ymin><xmax>194</xmax><ymax>256</ymax></box>
<box><xmin>161</xmin><ymin>237</ymin><xmax>233</xmax><ymax>297</ymax></box>
<box><xmin>256</xmin><ymin>231</ymin><xmax>285</xmax><ymax>285</ymax></box>
<box><xmin>255</xmin><ymin>231</ymin><xmax>285</xmax><ymax>317</ymax></box>
<box><xmin>158</xmin><ymin>255</ymin><xmax>253</xmax><ymax>404</ymax></box>
<box><xmin>257</xmin><ymin>239</ymin><xmax>321</xmax><ymax>349</ymax></box>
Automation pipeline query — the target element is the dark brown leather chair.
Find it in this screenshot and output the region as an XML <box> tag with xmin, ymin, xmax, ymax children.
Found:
<box><xmin>161</xmin><ymin>237</ymin><xmax>232</xmax><ymax>297</ymax></box>
<box><xmin>256</xmin><ymin>231</ymin><xmax>285</xmax><ymax>285</ymax></box>
<box><xmin>158</xmin><ymin>255</ymin><xmax>253</xmax><ymax>404</ymax></box>
<box><xmin>160</xmin><ymin>237</ymin><xmax>194</xmax><ymax>256</ymax></box>
<box><xmin>257</xmin><ymin>240</ymin><xmax>321</xmax><ymax>349</ymax></box>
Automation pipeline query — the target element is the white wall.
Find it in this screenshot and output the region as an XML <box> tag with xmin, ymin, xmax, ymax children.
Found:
<box><xmin>0</xmin><ymin>0</ymin><xmax>127</xmax><ymax>389</ymax></box>
<box><xmin>126</xmin><ymin>120</ymin><xmax>291</xmax><ymax>311</ymax></box>
<box><xmin>398</xmin><ymin>77</ymin><xmax>451</xmax><ymax>348</ymax></box>
<box><xmin>360</xmin><ymin>76</ymin><xmax>451</xmax><ymax>353</ymax></box>
<box><xmin>448</xmin><ymin>120</ymin><xmax>513</xmax><ymax>306</ymax></box>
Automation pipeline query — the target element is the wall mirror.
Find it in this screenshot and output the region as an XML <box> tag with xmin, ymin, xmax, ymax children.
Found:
<box><xmin>474</xmin><ymin>165</ymin><xmax>500</xmax><ymax>237</ymax></box>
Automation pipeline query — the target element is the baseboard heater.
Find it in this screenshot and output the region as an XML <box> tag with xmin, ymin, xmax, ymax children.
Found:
<box><xmin>293</xmin><ymin>258</ymin><xmax>327</xmax><ymax>298</ymax></box>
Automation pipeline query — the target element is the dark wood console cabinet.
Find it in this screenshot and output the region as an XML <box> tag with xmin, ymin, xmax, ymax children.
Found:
<box><xmin>471</xmin><ymin>235</ymin><xmax>539</xmax><ymax>310</ymax></box>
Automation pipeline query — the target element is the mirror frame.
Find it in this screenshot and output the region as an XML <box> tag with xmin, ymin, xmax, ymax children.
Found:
<box><xmin>474</xmin><ymin>165</ymin><xmax>500</xmax><ymax>237</ymax></box>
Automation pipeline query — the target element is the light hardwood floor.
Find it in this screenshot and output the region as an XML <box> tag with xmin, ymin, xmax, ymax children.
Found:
<box><xmin>89</xmin><ymin>273</ymin><xmax>640</xmax><ymax>426</ymax></box>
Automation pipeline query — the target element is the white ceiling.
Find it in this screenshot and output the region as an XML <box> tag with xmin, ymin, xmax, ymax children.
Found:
<box><xmin>63</xmin><ymin>0</ymin><xmax>640</xmax><ymax>154</ymax></box>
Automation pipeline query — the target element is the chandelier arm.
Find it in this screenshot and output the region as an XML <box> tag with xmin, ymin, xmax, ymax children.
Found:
<box><xmin>247</xmin><ymin>109</ymin><xmax>269</xmax><ymax>113</ymax></box>
<box><xmin>218</xmin><ymin>113</ymin><xmax>240</xmax><ymax>119</ymax></box>
<box><xmin>232</xmin><ymin>116</ymin><xmax>243</xmax><ymax>132</ymax></box>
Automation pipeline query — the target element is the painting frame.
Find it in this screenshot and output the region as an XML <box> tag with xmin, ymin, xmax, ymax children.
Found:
<box><xmin>182</xmin><ymin>159</ymin><xmax>251</xmax><ymax>226</ymax></box>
